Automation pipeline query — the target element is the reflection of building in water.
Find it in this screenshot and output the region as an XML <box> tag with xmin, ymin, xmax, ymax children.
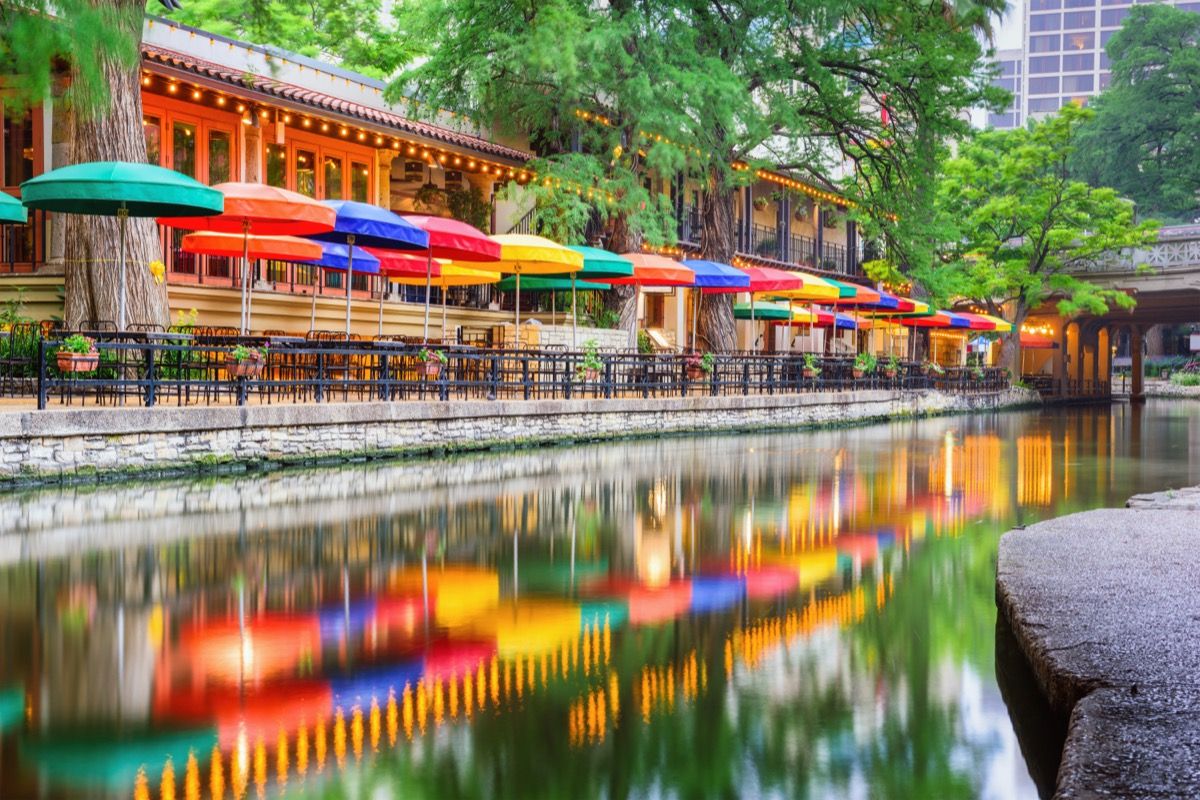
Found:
<box><xmin>1017</xmin><ymin>435</ymin><xmax>1054</xmax><ymax>508</ymax></box>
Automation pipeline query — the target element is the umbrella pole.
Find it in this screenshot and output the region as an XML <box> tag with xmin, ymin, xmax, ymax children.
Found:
<box><xmin>345</xmin><ymin>236</ymin><xmax>355</xmax><ymax>336</ymax></box>
<box><xmin>571</xmin><ymin>274</ymin><xmax>578</xmax><ymax>350</ymax></box>
<box><xmin>788</xmin><ymin>299</ymin><xmax>795</xmax><ymax>353</ymax></box>
<box><xmin>117</xmin><ymin>206</ymin><xmax>128</xmax><ymax>330</ymax></box>
<box><xmin>750</xmin><ymin>294</ymin><xmax>757</xmax><ymax>354</ymax></box>
<box><xmin>310</xmin><ymin>276</ymin><xmax>318</xmax><ymax>332</ymax></box>
<box><xmin>239</xmin><ymin>219</ymin><xmax>251</xmax><ymax>335</ymax></box>
<box><xmin>378</xmin><ymin>282</ymin><xmax>385</xmax><ymax>337</ymax></box>
<box><xmin>691</xmin><ymin>289</ymin><xmax>698</xmax><ymax>353</ymax></box>
<box><xmin>441</xmin><ymin>287</ymin><xmax>448</xmax><ymax>341</ymax></box>
<box><xmin>422</xmin><ymin>251</ymin><xmax>433</xmax><ymax>343</ymax></box>
<box><xmin>515</xmin><ymin>272</ymin><xmax>521</xmax><ymax>336</ymax></box>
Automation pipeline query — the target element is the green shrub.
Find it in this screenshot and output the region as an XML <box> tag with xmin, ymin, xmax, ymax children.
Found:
<box><xmin>1170</xmin><ymin>372</ymin><xmax>1200</xmax><ymax>387</ymax></box>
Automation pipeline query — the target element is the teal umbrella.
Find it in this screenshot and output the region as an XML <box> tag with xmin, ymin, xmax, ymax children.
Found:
<box><xmin>21</xmin><ymin>161</ymin><xmax>223</xmax><ymax>329</ymax></box>
<box><xmin>562</xmin><ymin>247</ymin><xmax>635</xmax><ymax>347</ymax></box>
<box><xmin>19</xmin><ymin>726</ymin><xmax>217</xmax><ymax>791</ymax></box>
<box><xmin>496</xmin><ymin>276</ymin><xmax>610</xmax><ymax>292</ymax></box>
<box><xmin>0</xmin><ymin>684</ymin><xmax>23</xmax><ymax>733</ymax></box>
<box><xmin>0</xmin><ymin>192</ymin><xmax>27</xmax><ymax>224</ymax></box>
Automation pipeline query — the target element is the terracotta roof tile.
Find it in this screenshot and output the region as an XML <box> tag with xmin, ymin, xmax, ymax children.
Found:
<box><xmin>142</xmin><ymin>44</ymin><xmax>532</xmax><ymax>164</ymax></box>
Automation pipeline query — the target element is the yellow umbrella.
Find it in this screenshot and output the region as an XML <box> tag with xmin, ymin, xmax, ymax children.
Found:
<box><xmin>490</xmin><ymin>234</ymin><xmax>584</xmax><ymax>333</ymax></box>
<box><xmin>390</xmin><ymin>265</ymin><xmax>501</xmax><ymax>340</ymax></box>
<box><xmin>768</xmin><ymin>274</ymin><xmax>840</xmax><ymax>351</ymax></box>
<box><xmin>763</xmin><ymin>548</ymin><xmax>840</xmax><ymax>590</ymax></box>
<box><xmin>975</xmin><ymin>313</ymin><xmax>1013</xmax><ymax>333</ymax></box>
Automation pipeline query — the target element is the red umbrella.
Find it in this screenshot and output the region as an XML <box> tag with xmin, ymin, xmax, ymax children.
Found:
<box><xmin>161</xmin><ymin>183</ymin><xmax>336</xmax><ymax>333</ymax></box>
<box><xmin>953</xmin><ymin>312</ymin><xmax>999</xmax><ymax>331</ymax></box>
<box><xmin>737</xmin><ymin>267</ymin><xmax>807</xmax><ymax>352</ymax></box>
<box><xmin>403</xmin><ymin>215</ymin><xmax>501</xmax><ymax>340</ymax></box>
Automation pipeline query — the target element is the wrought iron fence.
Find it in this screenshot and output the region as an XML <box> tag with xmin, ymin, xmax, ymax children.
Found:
<box><xmin>0</xmin><ymin>333</ymin><xmax>1013</xmax><ymax>410</ymax></box>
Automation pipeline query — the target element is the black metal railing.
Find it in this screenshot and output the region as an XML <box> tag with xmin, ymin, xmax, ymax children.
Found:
<box><xmin>4</xmin><ymin>333</ymin><xmax>1012</xmax><ymax>410</ymax></box>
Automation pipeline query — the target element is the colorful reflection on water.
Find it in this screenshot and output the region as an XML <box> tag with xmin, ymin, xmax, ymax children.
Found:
<box><xmin>1</xmin><ymin>401</ymin><xmax>1198</xmax><ymax>800</ymax></box>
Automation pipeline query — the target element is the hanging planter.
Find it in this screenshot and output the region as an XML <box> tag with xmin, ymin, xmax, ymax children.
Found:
<box><xmin>752</xmin><ymin>197</ymin><xmax>769</xmax><ymax>212</ymax></box>
<box><xmin>227</xmin><ymin>345</ymin><xmax>267</xmax><ymax>379</ymax></box>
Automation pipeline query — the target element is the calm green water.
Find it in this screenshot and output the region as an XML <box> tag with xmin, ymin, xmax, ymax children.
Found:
<box><xmin>1</xmin><ymin>401</ymin><xmax>1198</xmax><ymax>800</ymax></box>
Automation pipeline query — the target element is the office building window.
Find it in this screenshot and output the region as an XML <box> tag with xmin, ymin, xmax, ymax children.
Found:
<box><xmin>1031</xmin><ymin>0</ymin><xmax>1061</xmax><ymax>9</ymax></box>
<box><xmin>1030</xmin><ymin>55</ymin><xmax>1061</xmax><ymax>73</ymax></box>
<box><xmin>1028</xmin><ymin>97</ymin><xmax>1062</xmax><ymax>113</ymax></box>
<box><xmin>1062</xmin><ymin>74</ymin><xmax>1094</xmax><ymax>93</ymax></box>
<box><xmin>1030</xmin><ymin>13</ymin><xmax>1061</xmax><ymax>31</ymax></box>
<box><xmin>989</xmin><ymin>112</ymin><xmax>1018</xmax><ymax>128</ymax></box>
<box><xmin>1030</xmin><ymin>34</ymin><xmax>1059</xmax><ymax>53</ymax></box>
<box><xmin>1063</xmin><ymin>10</ymin><xmax>1095</xmax><ymax>28</ymax></box>
<box><xmin>1101</xmin><ymin>29</ymin><xmax>1117</xmax><ymax>46</ymax></box>
<box><xmin>999</xmin><ymin>59</ymin><xmax>1020</xmax><ymax>76</ymax></box>
<box><xmin>1065</xmin><ymin>0</ymin><xmax>1095</xmax><ymax>7</ymax></box>
<box><xmin>1099</xmin><ymin>53</ymin><xmax>1110</xmax><ymax>69</ymax></box>
<box><xmin>994</xmin><ymin>77</ymin><xmax>1017</xmax><ymax>91</ymax></box>
<box><xmin>1063</xmin><ymin>53</ymin><xmax>1094</xmax><ymax>71</ymax></box>
<box><xmin>1100</xmin><ymin>73</ymin><xmax>1112</xmax><ymax>89</ymax></box>
<box><xmin>1101</xmin><ymin>7</ymin><xmax>1128</xmax><ymax>25</ymax></box>
<box><xmin>1064</xmin><ymin>32</ymin><xmax>1095</xmax><ymax>50</ymax></box>
<box><xmin>1029</xmin><ymin>76</ymin><xmax>1060</xmax><ymax>94</ymax></box>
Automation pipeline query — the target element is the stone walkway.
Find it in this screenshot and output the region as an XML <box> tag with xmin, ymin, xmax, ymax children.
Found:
<box><xmin>996</xmin><ymin>490</ymin><xmax>1200</xmax><ymax>798</ymax></box>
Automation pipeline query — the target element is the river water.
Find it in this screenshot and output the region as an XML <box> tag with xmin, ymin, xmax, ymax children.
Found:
<box><xmin>1</xmin><ymin>400</ymin><xmax>1198</xmax><ymax>800</ymax></box>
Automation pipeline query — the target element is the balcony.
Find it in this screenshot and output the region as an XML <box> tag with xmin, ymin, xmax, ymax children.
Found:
<box><xmin>678</xmin><ymin>205</ymin><xmax>863</xmax><ymax>276</ymax></box>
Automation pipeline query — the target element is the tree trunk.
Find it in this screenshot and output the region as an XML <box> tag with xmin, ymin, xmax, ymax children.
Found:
<box><xmin>697</xmin><ymin>168</ymin><xmax>737</xmax><ymax>352</ymax></box>
<box><xmin>604</xmin><ymin>211</ymin><xmax>640</xmax><ymax>337</ymax></box>
<box><xmin>63</xmin><ymin>0</ymin><xmax>169</xmax><ymax>329</ymax></box>
<box><xmin>995</xmin><ymin>304</ymin><xmax>1028</xmax><ymax>376</ymax></box>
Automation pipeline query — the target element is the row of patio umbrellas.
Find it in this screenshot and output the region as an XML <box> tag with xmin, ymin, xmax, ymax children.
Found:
<box><xmin>7</xmin><ymin>160</ymin><xmax>1010</xmax><ymax>346</ymax></box>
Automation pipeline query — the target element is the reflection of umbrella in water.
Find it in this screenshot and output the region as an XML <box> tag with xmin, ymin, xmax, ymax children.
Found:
<box><xmin>390</xmin><ymin>566</ymin><xmax>499</xmax><ymax>632</ymax></box>
<box><xmin>505</xmin><ymin>556</ymin><xmax>609</xmax><ymax>594</ymax></box>
<box><xmin>330</xmin><ymin>659</ymin><xmax>424</xmax><ymax>709</ymax></box>
<box><xmin>587</xmin><ymin>579</ymin><xmax>693</xmax><ymax>626</ymax></box>
<box><xmin>579</xmin><ymin>598</ymin><xmax>629</xmax><ymax>630</ymax></box>
<box><xmin>690</xmin><ymin>575</ymin><xmax>747</xmax><ymax>613</ymax></box>
<box><xmin>153</xmin><ymin>680</ymin><xmax>332</xmax><ymax>747</ymax></box>
<box><xmin>835</xmin><ymin>534</ymin><xmax>880</xmax><ymax>562</ymax></box>
<box><xmin>18</xmin><ymin>727</ymin><xmax>217</xmax><ymax>791</ymax></box>
<box><xmin>422</xmin><ymin>639</ymin><xmax>498</xmax><ymax>680</ymax></box>
<box><xmin>763</xmin><ymin>548</ymin><xmax>840</xmax><ymax>590</ymax></box>
<box><xmin>471</xmin><ymin>600</ymin><xmax>582</xmax><ymax>658</ymax></box>
<box><xmin>0</xmin><ymin>684</ymin><xmax>24</xmax><ymax>733</ymax></box>
<box><xmin>175</xmin><ymin>615</ymin><xmax>322</xmax><ymax>685</ymax></box>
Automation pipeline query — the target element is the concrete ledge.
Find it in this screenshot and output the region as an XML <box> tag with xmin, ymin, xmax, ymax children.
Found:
<box><xmin>0</xmin><ymin>387</ymin><xmax>1039</xmax><ymax>486</ymax></box>
<box><xmin>997</xmin><ymin>504</ymin><xmax>1200</xmax><ymax>798</ymax></box>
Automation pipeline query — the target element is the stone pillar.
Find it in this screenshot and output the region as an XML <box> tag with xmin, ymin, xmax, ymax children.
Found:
<box><xmin>377</xmin><ymin>150</ymin><xmax>398</xmax><ymax>209</ymax></box>
<box><xmin>1090</xmin><ymin>332</ymin><xmax>1100</xmax><ymax>395</ymax></box>
<box><xmin>243</xmin><ymin>125</ymin><xmax>262</xmax><ymax>184</ymax></box>
<box><xmin>1130</xmin><ymin>325</ymin><xmax>1145</xmax><ymax>403</ymax></box>
<box><xmin>47</xmin><ymin>90</ymin><xmax>72</xmax><ymax>270</ymax></box>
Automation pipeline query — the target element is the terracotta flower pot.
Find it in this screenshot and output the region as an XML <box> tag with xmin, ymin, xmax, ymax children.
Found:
<box><xmin>802</xmin><ymin>368</ymin><xmax>818</xmax><ymax>379</ymax></box>
<box><xmin>852</xmin><ymin>368</ymin><xmax>865</xmax><ymax>379</ymax></box>
<box><xmin>583</xmin><ymin>367</ymin><xmax>600</xmax><ymax>381</ymax></box>
<box><xmin>229</xmin><ymin>356</ymin><xmax>264</xmax><ymax>379</ymax></box>
<box><xmin>56</xmin><ymin>352</ymin><xmax>99</xmax><ymax>373</ymax></box>
<box><xmin>686</xmin><ymin>364</ymin><xmax>706</xmax><ymax>380</ymax></box>
<box><xmin>423</xmin><ymin>360</ymin><xmax>443</xmax><ymax>378</ymax></box>
<box><xmin>884</xmin><ymin>368</ymin><xmax>898</xmax><ymax>379</ymax></box>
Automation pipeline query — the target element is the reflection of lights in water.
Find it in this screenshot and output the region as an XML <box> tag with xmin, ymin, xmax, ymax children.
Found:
<box><xmin>160</xmin><ymin>757</ymin><xmax>175</xmax><ymax>800</ymax></box>
<box><xmin>209</xmin><ymin>746</ymin><xmax>225</xmax><ymax>799</ymax></box>
<box><xmin>185</xmin><ymin>752</ymin><xmax>199</xmax><ymax>800</ymax></box>
<box><xmin>944</xmin><ymin>430</ymin><xmax>955</xmax><ymax>499</ymax></box>
<box><xmin>232</xmin><ymin>728</ymin><xmax>248</xmax><ymax>799</ymax></box>
<box><xmin>276</xmin><ymin>729</ymin><xmax>289</xmax><ymax>790</ymax></box>
<box><xmin>254</xmin><ymin>736</ymin><xmax>267</xmax><ymax>797</ymax></box>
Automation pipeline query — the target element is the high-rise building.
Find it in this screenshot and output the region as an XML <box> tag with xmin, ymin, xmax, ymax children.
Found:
<box><xmin>985</xmin><ymin>47</ymin><xmax>1025</xmax><ymax>129</ymax></box>
<box><xmin>1021</xmin><ymin>0</ymin><xmax>1199</xmax><ymax>120</ymax></box>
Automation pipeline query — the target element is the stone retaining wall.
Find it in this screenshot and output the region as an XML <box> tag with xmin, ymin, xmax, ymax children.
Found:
<box><xmin>0</xmin><ymin>388</ymin><xmax>1039</xmax><ymax>485</ymax></box>
<box><xmin>1143</xmin><ymin>379</ymin><xmax>1200</xmax><ymax>399</ymax></box>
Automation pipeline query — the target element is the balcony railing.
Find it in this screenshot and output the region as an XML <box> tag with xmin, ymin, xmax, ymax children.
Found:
<box><xmin>678</xmin><ymin>205</ymin><xmax>862</xmax><ymax>275</ymax></box>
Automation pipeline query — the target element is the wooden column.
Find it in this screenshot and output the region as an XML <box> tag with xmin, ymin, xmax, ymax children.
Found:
<box><xmin>1130</xmin><ymin>325</ymin><xmax>1145</xmax><ymax>403</ymax></box>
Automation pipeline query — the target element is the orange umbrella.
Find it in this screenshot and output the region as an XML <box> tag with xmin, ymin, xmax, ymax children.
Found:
<box><xmin>181</xmin><ymin>231</ymin><xmax>322</xmax><ymax>262</ymax></box>
<box><xmin>160</xmin><ymin>183</ymin><xmax>336</xmax><ymax>334</ymax></box>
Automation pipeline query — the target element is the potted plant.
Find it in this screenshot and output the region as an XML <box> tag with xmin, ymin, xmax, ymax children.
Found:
<box><xmin>419</xmin><ymin>347</ymin><xmax>448</xmax><ymax>378</ymax></box>
<box><xmin>883</xmin><ymin>354</ymin><xmax>900</xmax><ymax>379</ymax></box>
<box><xmin>56</xmin><ymin>334</ymin><xmax>99</xmax><ymax>373</ymax></box>
<box><xmin>922</xmin><ymin>360</ymin><xmax>945</xmax><ymax>377</ymax></box>
<box><xmin>228</xmin><ymin>344</ymin><xmax>267</xmax><ymax>378</ymax></box>
<box><xmin>852</xmin><ymin>352</ymin><xmax>877</xmax><ymax>379</ymax></box>
<box><xmin>752</xmin><ymin>196</ymin><xmax>769</xmax><ymax>212</ymax></box>
<box><xmin>802</xmin><ymin>353</ymin><xmax>821</xmax><ymax>379</ymax></box>
<box><xmin>577</xmin><ymin>339</ymin><xmax>603</xmax><ymax>381</ymax></box>
<box><xmin>685</xmin><ymin>351</ymin><xmax>715</xmax><ymax>380</ymax></box>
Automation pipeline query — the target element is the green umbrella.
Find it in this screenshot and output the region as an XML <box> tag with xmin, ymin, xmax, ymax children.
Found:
<box><xmin>734</xmin><ymin>301</ymin><xmax>793</xmax><ymax>321</ymax></box>
<box><xmin>21</xmin><ymin>161</ymin><xmax>223</xmax><ymax>329</ymax></box>
<box><xmin>496</xmin><ymin>276</ymin><xmax>610</xmax><ymax>292</ymax></box>
<box><xmin>559</xmin><ymin>246</ymin><xmax>635</xmax><ymax>347</ymax></box>
<box><xmin>0</xmin><ymin>192</ymin><xmax>27</xmax><ymax>224</ymax></box>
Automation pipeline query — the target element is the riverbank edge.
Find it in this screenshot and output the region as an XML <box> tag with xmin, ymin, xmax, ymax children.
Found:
<box><xmin>996</xmin><ymin>488</ymin><xmax>1200</xmax><ymax>799</ymax></box>
<box><xmin>0</xmin><ymin>387</ymin><xmax>1040</xmax><ymax>489</ymax></box>
<box><xmin>1143</xmin><ymin>379</ymin><xmax>1200</xmax><ymax>399</ymax></box>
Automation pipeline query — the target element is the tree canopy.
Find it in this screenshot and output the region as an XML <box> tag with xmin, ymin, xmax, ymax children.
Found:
<box><xmin>1071</xmin><ymin>4</ymin><xmax>1200</xmax><ymax>224</ymax></box>
<box><xmin>932</xmin><ymin>104</ymin><xmax>1159</xmax><ymax>367</ymax></box>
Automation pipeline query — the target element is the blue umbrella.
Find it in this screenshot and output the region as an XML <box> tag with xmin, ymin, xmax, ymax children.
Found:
<box><xmin>834</xmin><ymin>313</ymin><xmax>857</xmax><ymax>330</ymax></box>
<box><xmin>309</xmin><ymin>201</ymin><xmax>429</xmax><ymax>334</ymax></box>
<box><xmin>681</xmin><ymin>259</ymin><xmax>749</xmax><ymax>351</ymax></box>
<box><xmin>306</xmin><ymin>243</ymin><xmax>381</xmax><ymax>330</ymax></box>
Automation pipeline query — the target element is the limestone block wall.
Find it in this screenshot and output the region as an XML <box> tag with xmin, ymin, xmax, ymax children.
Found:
<box><xmin>0</xmin><ymin>388</ymin><xmax>1039</xmax><ymax>486</ymax></box>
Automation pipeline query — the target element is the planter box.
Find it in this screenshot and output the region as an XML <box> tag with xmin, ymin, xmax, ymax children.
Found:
<box><xmin>228</xmin><ymin>358</ymin><xmax>264</xmax><ymax>379</ymax></box>
<box><xmin>802</xmin><ymin>368</ymin><xmax>819</xmax><ymax>379</ymax></box>
<box><xmin>56</xmin><ymin>352</ymin><xmax>99</xmax><ymax>373</ymax></box>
